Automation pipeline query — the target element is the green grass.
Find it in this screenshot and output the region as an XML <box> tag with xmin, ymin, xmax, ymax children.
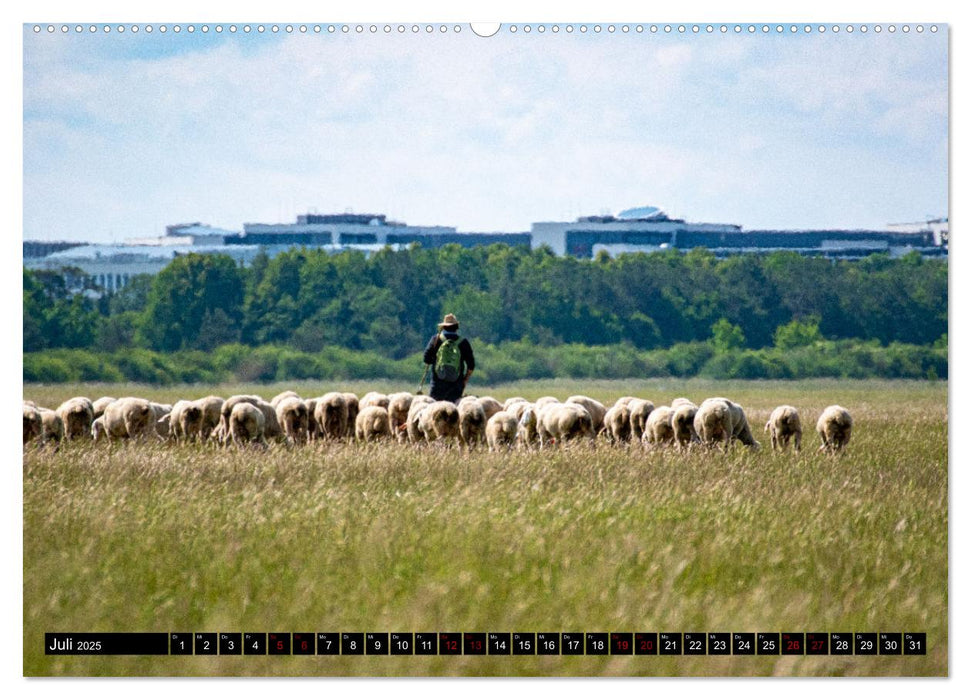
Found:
<box><xmin>23</xmin><ymin>379</ymin><xmax>947</xmax><ymax>676</ymax></box>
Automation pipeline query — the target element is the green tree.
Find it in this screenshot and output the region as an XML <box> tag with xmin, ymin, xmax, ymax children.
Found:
<box><xmin>242</xmin><ymin>249</ymin><xmax>307</xmax><ymax>344</ymax></box>
<box><xmin>196</xmin><ymin>308</ymin><xmax>241</xmax><ymax>350</ymax></box>
<box><xmin>23</xmin><ymin>268</ymin><xmax>47</xmax><ymax>351</ymax></box>
<box><xmin>441</xmin><ymin>285</ymin><xmax>505</xmax><ymax>344</ymax></box>
<box><xmin>23</xmin><ymin>267</ymin><xmax>100</xmax><ymax>350</ymax></box>
<box><xmin>50</xmin><ymin>296</ymin><xmax>99</xmax><ymax>348</ymax></box>
<box><xmin>139</xmin><ymin>254</ymin><xmax>244</xmax><ymax>351</ymax></box>
<box><xmin>106</xmin><ymin>274</ymin><xmax>154</xmax><ymax>314</ymax></box>
<box><xmin>711</xmin><ymin>318</ymin><xmax>746</xmax><ymax>353</ymax></box>
<box><xmin>774</xmin><ymin>316</ymin><xmax>823</xmax><ymax>350</ymax></box>
<box><xmin>97</xmin><ymin>311</ymin><xmax>140</xmax><ymax>352</ymax></box>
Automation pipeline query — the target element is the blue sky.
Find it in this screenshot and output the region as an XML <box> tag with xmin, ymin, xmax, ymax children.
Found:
<box><xmin>21</xmin><ymin>20</ymin><xmax>948</xmax><ymax>242</ymax></box>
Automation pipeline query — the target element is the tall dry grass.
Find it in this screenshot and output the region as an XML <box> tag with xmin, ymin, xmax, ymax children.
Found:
<box><xmin>23</xmin><ymin>379</ymin><xmax>947</xmax><ymax>676</ymax></box>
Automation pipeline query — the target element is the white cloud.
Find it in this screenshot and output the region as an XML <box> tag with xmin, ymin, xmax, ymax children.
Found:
<box><xmin>736</xmin><ymin>35</ymin><xmax>947</xmax><ymax>143</ymax></box>
<box><xmin>22</xmin><ymin>27</ymin><xmax>948</xmax><ymax>241</ymax></box>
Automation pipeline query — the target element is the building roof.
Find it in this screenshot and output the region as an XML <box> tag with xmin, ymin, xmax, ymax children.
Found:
<box><xmin>167</xmin><ymin>223</ymin><xmax>238</xmax><ymax>237</ymax></box>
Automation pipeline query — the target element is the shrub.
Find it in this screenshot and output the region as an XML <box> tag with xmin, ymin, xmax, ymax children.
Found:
<box><xmin>112</xmin><ymin>349</ymin><xmax>176</xmax><ymax>384</ymax></box>
<box><xmin>773</xmin><ymin>317</ymin><xmax>823</xmax><ymax>349</ymax></box>
<box><xmin>235</xmin><ymin>346</ymin><xmax>281</xmax><ymax>383</ymax></box>
<box><xmin>275</xmin><ymin>350</ymin><xmax>322</xmax><ymax>381</ymax></box>
<box><xmin>22</xmin><ymin>337</ymin><xmax>949</xmax><ymax>385</ymax></box>
<box><xmin>23</xmin><ymin>354</ymin><xmax>75</xmax><ymax>383</ymax></box>
<box><xmin>661</xmin><ymin>342</ymin><xmax>715</xmax><ymax>377</ymax></box>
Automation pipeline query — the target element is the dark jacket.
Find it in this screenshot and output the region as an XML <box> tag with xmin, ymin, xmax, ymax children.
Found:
<box><xmin>423</xmin><ymin>332</ymin><xmax>475</xmax><ymax>403</ymax></box>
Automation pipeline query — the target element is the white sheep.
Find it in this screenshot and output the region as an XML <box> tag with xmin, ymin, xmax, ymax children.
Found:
<box><xmin>270</xmin><ymin>390</ymin><xmax>300</xmax><ymax>409</ymax></box>
<box><xmin>315</xmin><ymin>392</ymin><xmax>349</xmax><ymax>440</ymax></box>
<box><xmin>697</xmin><ymin>397</ymin><xmax>760</xmax><ymax>450</ymax></box>
<box><xmin>92</xmin><ymin>396</ymin><xmax>117</xmax><ymax>420</ymax></box>
<box><xmin>91</xmin><ymin>415</ymin><xmax>108</xmax><ymax>441</ymax></box>
<box><xmin>643</xmin><ymin>406</ymin><xmax>676</xmax><ymax>447</ymax></box>
<box><xmin>517</xmin><ymin>406</ymin><xmax>540</xmax><ymax>449</ymax></box>
<box><xmin>723</xmin><ymin>399</ymin><xmax>760</xmax><ymax>450</ymax></box>
<box><xmin>37</xmin><ymin>408</ymin><xmax>63</xmax><ymax>444</ymax></box>
<box><xmin>627</xmin><ymin>399</ymin><xmax>655</xmax><ymax>441</ymax></box>
<box><xmin>602</xmin><ymin>403</ymin><xmax>632</xmax><ymax>443</ymax></box>
<box><xmin>817</xmin><ymin>405</ymin><xmax>852</xmax><ymax>453</ymax></box>
<box><xmin>56</xmin><ymin>396</ymin><xmax>94</xmax><ymax>440</ymax></box>
<box><xmin>477</xmin><ymin>396</ymin><xmax>503</xmax><ymax>421</ymax></box>
<box><xmin>229</xmin><ymin>402</ymin><xmax>266</xmax><ymax>446</ymax></box>
<box><xmin>503</xmin><ymin>396</ymin><xmax>528</xmax><ymax>412</ymax></box>
<box><xmin>164</xmin><ymin>400</ymin><xmax>204</xmax><ymax>441</ymax></box>
<box><xmin>195</xmin><ymin>396</ymin><xmax>225</xmax><ymax>441</ymax></box>
<box><xmin>149</xmin><ymin>402</ymin><xmax>173</xmax><ymax>439</ymax></box>
<box><xmin>537</xmin><ymin>402</ymin><xmax>595</xmax><ymax>447</ymax></box>
<box><xmin>255</xmin><ymin>399</ymin><xmax>283</xmax><ymax>441</ymax></box>
<box><xmin>218</xmin><ymin>395</ymin><xmax>263</xmax><ymax>440</ymax></box>
<box><xmin>98</xmin><ymin>397</ymin><xmax>155</xmax><ymax>440</ymax></box>
<box><xmin>486</xmin><ymin>411</ymin><xmax>519</xmax><ymax>451</ymax></box>
<box><xmin>534</xmin><ymin>396</ymin><xmax>560</xmax><ymax>409</ymax></box>
<box><xmin>508</xmin><ymin>400</ymin><xmax>533</xmax><ymax>423</ymax></box>
<box><xmin>210</xmin><ymin>421</ymin><xmax>227</xmax><ymax>445</ymax></box>
<box><xmin>693</xmin><ymin>399</ymin><xmax>734</xmax><ymax>450</ymax></box>
<box><xmin>672</xmin><ymin>400</ymin><xmax>699</xmax><ymax>449</ymax></box>
<box><xmin>343</xmin><ymin>393</ymin><xmax>360</xmax><ymax>438</ymax></box>
<box><xmin>458</xmin><ymin>398</ymin><xmax>487</xmax><ymax>447</ymax></box>
<box><xmin>566</xmin><ymin>395</ymin><xmax>607</xmax><ymax>434</ymax></box>
<box><xmin>612</xmin><ymin>396</ymin><xmax>638</xmax><ymax>408</ymax></box>
<box><xmin>355</xmin><ymin>405</ymin><xmax>392</xmax><ymax>443</ymax></box>
<box><xmin>360</xmin><ymin>391</ymin><xmax>390</xmax><ymax>410</ymax></box>
<box><xmin>23</xmin><ymin>403</ymin><xmax>42</xmax><ymax>443</ymax></box>
<box><xmin>418</xmin><ymin>400</ymin><xmax>461</xmax><ymax>445</ymax></box>
<box><xmin>765</xmin><ymin>405</ymin><xmax>802</xmax><ymax>451</ymax></box>
<box><xmin>305</xmin><ymin>397</ymin><xmax>320</xmax><ymax>439</ymax></box>
<box><xmin>388</xmin><ymin>392</ymin><xmax>415</xmax><ymax>443</ymax></box>
<box><xmin>276</xmin><ymin>396</ymin><xmax>310</xmax><ymax>444</ymax></box>
<box><xmin>406</xmin><ymin>395</ymin><xmax>436</xmax><ymax>443</ymax></box>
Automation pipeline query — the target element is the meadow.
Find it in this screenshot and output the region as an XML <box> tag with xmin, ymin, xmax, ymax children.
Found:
<box><xmin>23</xmin><ymin>378</ymin><xmax>948</xmax><ymax>676</ymax></box>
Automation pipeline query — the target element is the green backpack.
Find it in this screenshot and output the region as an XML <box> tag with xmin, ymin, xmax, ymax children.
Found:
<box><xmin>435</xmin><ymin>334</ymin><xmax>463</xmax><ymax>382</ymax></box>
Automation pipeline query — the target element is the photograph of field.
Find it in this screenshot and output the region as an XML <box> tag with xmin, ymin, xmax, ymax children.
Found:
<box><xmin>21</xmin><ymin>14</ymin><xmax>949</xmax><ymax>682</ymax></box>
<box><xmin>23</xmin><ymin>378</ymin><xmax>946</xmax><ymax>676</ymax></box>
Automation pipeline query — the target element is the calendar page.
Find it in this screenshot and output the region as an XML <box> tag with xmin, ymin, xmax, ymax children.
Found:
<box><xmin>22</xmin><ymin>17</ymin><xmax>948</xmax><ymax>679</ymax></box>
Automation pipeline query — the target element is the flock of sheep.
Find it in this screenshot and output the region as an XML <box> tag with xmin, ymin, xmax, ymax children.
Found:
<box><xmin>22</xmin><ymin>390</ymin><xmax>854</xmax><ymax>454</ymax></box>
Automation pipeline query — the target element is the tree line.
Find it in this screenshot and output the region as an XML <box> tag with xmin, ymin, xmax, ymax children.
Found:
<box><xmin>23</xmin><ymin>244</ymin><xmax>947</xmax><ymax>382</ymax></box>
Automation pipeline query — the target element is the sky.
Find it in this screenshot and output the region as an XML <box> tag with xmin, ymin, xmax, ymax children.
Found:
<box><xmin>21</xmin><ymin>18</ymin><xmax>948</xmax><ymax>242</ymax></box>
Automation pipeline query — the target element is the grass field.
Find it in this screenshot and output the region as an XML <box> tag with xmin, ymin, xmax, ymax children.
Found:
<box><xmin>22</xmin><ymin>379</ymin><xmax>948</xmax><ymax>676</ymax></box>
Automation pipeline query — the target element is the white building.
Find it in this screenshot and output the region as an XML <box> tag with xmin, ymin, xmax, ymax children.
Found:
<box><xmin>24</xmin><ymin>244</ymin><xmax>263</xmax><ymax>293</ymax></box>
<box><xmin>887</xmin><ymin>218</ymin><xmax>949</xmax><ymax>246</ymax></box>
<box><xmin>233</xmin><ymin>212</ymin><xmax>458</xmax><ymax>247</ymax></box>
<box><xmin>532</xmin><ymin>206</ymin><xmax>946</xmax><ymax>259</ymax></box>
<box><xmin>531</xmin><ymin>206</ymin><xmax>742</xmax><ymax>257</ymax></box>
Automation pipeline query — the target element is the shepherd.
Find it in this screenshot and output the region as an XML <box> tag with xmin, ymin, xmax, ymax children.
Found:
<box><xmin>422</xmin><ymin>313</ymin><xmax>476</xmax><ymax>403</ymax></box>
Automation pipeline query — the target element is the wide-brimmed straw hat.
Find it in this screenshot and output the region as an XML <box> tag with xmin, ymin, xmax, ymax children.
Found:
<box><xmin>437</xmin><ymin>313</ymin><xmax>460</xmax><ymax>328</ymax></box>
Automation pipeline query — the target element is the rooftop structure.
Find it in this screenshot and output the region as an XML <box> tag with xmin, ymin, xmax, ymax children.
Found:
<box><xmin>126</xmin><ymin>222</ymin><xmax>238</xmax><ymax>247</ymax></box>
<box><xmin>222</xmin><ymin>212</ymin><xmax>530</xmax><ymax>250</ymax></box>
<box><xmin>886</xmin><ymin>217</ymin><xmax>948</xmax><ymax>246</ymax></box>
<box><xmin>532</xmin><ymin>206</ymin><xmax>945</xmax><ymax>259</ymax></box>
<box><xmin>23</xmin><ymin>207</ymin><xmax>947</xmax><ymax>293</ymax></box>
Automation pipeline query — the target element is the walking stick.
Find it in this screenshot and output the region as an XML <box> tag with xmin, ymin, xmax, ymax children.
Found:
<box><xmin>416</xmin><ymin>364</ymin><xmax>430</xmax><ymax>395</ymax></box>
